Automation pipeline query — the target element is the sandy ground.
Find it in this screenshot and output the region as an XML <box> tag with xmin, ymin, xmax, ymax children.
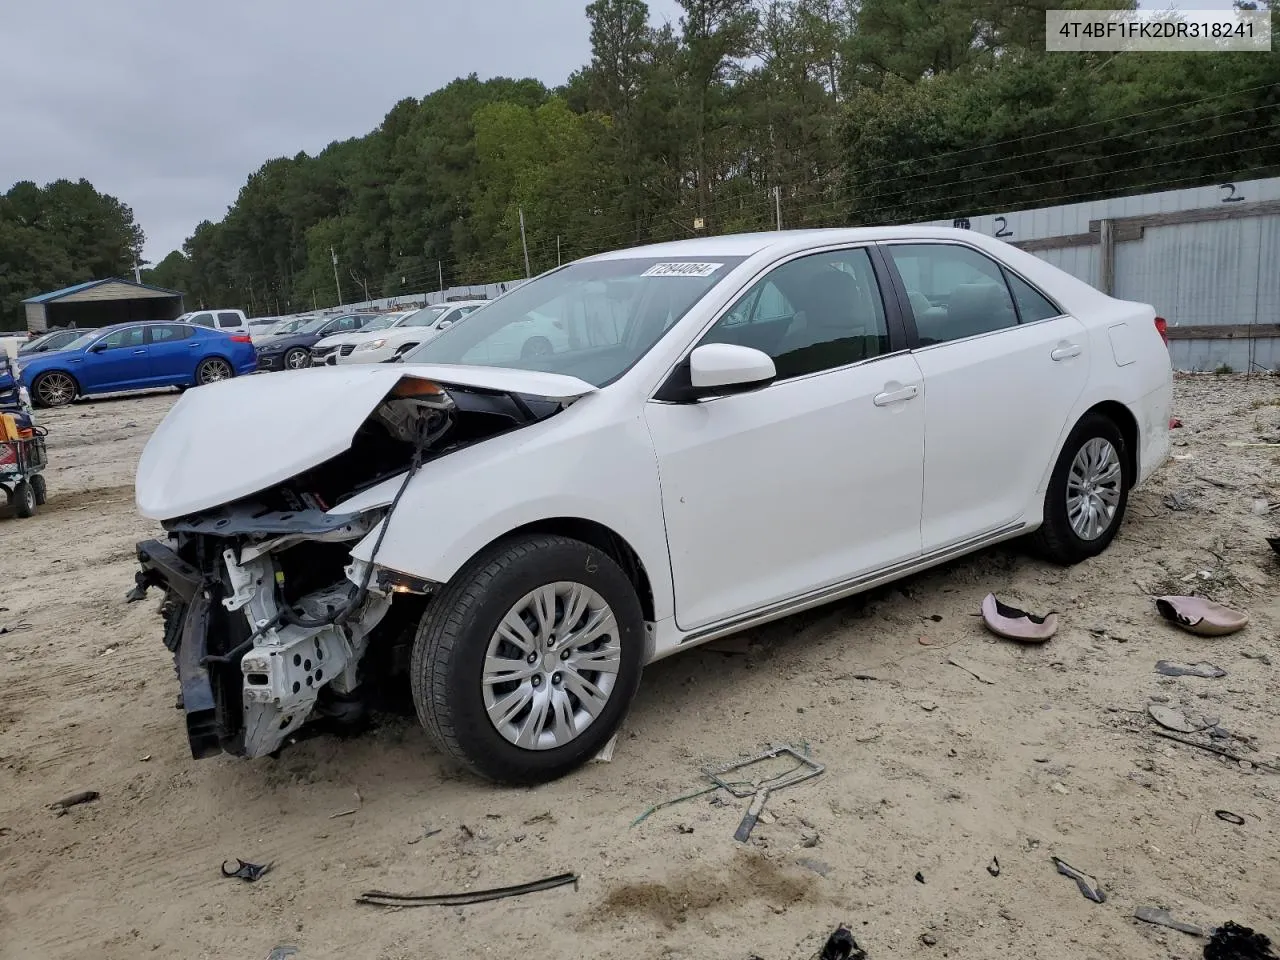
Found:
<box><xmin>1</xmin><ymin>375</ymin><xmax>1278</xmax><ymax>960</ymax></box>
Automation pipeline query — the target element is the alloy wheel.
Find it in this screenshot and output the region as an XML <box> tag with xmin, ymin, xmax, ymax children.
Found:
<box><xmin>35</xmin><ymin>372</ymin><xmax>75</xmax><ymax>406</ymax></box>
<box><xmin>198</xmin><ymin>358</ymin><xmax>233</xmax><ymax>384</ymax></box>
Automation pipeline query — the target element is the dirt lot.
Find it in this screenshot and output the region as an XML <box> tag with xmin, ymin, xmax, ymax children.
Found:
<box><xmin>1</xmin><ymin>376</ymin><xmax>1278</xmax><ymax>960</ymax></box>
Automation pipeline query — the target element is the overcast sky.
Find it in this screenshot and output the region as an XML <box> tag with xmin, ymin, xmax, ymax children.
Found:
<box><xmin>2</xmin><ymin>0</ymin><xmax>1240</xmax><ymax>263</ymax></box>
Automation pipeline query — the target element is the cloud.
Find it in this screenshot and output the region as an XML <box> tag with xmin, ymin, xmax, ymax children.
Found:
<box><xmin>1</xmin><ymin>0</ymin><xmax>684</xmax><ymax>261</ymax></box>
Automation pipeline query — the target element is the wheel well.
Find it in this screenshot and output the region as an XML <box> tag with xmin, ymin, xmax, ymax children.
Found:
<box><xmin>491</xmin><ymin>518</ymin><xmax>656</xmax><ymax>622</ymax></box>
<box><xmin>1084</xmin><ymin>400</ymin><xmax>1139</xmax><ymax>482</ymax></box>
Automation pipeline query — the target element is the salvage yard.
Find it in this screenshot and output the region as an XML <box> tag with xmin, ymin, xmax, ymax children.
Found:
<box><xmin>1</xmin><ymin>375</ymin><xmax>1278</xmax><ymax>960</ymax></box>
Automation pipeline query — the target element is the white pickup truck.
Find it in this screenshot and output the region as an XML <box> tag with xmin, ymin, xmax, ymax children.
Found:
<box><xmin>176</xmin><ymin>309</ymin><xmax>250</xmax><ymax>335</ymax></box>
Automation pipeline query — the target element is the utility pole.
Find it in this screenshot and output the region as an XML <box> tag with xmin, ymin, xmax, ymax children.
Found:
<box><xmin>557</xmin><ymin>235</ymin><xmax>562</xmax><ymax>266</ymax></box>
<box><xmin>312</xmin><ymin>289</ymin><xmax>318</xmax><ymax>311</ymax></box>
<box><xmin>518</xmin><ymin>207</ymin><xmax>531</xmax><ymax>278</ymax></box>
<box><xmin>330</xmin><ymin>247</ymin><xmax>343</xmax><ymax>306</ymax></box>
<box><xmin>133</xmin><ymin>260</ymin><xmax>142</xmax><ymax>283</ymax></box>
<box><xmin>774</xmin><ymin>186</ymin><xmax>783</xmax><ymax>231</ymax></box>
<box><xmin>438</xmin><ymin>260</ymin><xmax>443</xmax><ymax>293</ymax></box>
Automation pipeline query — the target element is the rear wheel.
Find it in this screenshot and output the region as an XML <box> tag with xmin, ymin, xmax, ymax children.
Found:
<box><xmin>32</xmin><ymin>371</ymin><xmax>76</xmax><ymax>408</ymax></box>
<box><xmin>12</xmin><ymin>480</ymin><xmax>36</xmax><ymax>518</ymax></box>
<box><xmin>195</xmin><ymin>357</ymin><xmax>233</xmax><ymax>385</ymax></box>
<box><xmin>410</xmin><ymin>534</ymin><xmax>645</xmax><ymax>784</ymax></box>
<box><xmin>1032</xmin><ymin>412</ymin><xmax>1131</xmax><ymax>565</ymax></box>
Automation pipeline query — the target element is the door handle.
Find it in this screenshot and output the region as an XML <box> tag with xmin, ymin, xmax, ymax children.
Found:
<box><xmin>132</xmin><ymin>349</ymin><xmax>148</xmax><ymax>355</ymax></box>
<box><xmin>1051</xmin><ymin>343</ymin><xmax>1082</xmax><ymax>361</ymax></box>
<box><xmin>873</xmin><ymin>384</ymin><xmax>919</xmax><ymax>407</ymax></box>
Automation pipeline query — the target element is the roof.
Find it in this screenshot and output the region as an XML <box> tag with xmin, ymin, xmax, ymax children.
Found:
<box><xmin>23</xmin><ymin>277</ymin><xmax>184</xmax><ymax>304</ymax></box>
<box><xmin>584</xmin><ymin>226</ymin><xmax>997</xmax><ymax>261</ymax></box>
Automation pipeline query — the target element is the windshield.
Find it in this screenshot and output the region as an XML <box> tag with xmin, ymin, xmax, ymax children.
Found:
<box><xmin>62</xmin><ymin>331</ymin><xmax>101</xmax><ymax>351</ymax></box>
<box><xmin>402</xmin><ymin>305</ymin><xmax>448</xmax><ymax>328</ymax></box>
<box><xmin>291</xmin><ymin>316</ymin><xmax>331</xmax><ymax>334</ymax></box>
<box><xmin>400</xmin><ymin>258</ymin><xmax>744</xmax><ymax>386</ymax></box>
<box><xmin>358</xmin><ymin>314</ymin><xmax>399</xmax><ymax>332</ymax></box>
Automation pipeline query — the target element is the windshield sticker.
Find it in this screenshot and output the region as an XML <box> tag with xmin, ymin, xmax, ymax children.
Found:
<box><xmin>641</xmin><ymin>262</ymin><xmax>725</xmax><ymax>278</ymax></box>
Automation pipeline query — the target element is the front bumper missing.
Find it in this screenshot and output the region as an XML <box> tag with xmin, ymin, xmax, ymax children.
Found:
<box><xmin>132</xmin><ymin>534</ymin><xmax>394</xmax><ymax>761</ymax></box>
<box><xmin>131</xmin><ymin>540</ymin><xmax>221</xmax><ymax>758</ymax></box>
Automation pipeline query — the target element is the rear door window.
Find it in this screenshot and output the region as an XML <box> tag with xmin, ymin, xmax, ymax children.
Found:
<box><xmin>148</xmin><ymin>324</ymin><xmax>193</xmax><ymax>343</ymax></box>
<box><xmin>216</xmin><ymin>312</ymin><xmax>242</xmax><ymax>328</ymax></box>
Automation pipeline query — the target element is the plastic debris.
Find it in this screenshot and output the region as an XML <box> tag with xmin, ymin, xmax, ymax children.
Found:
<box><xmin>817</xmin><ymin>926</ymin><xmax>868</xmax><ymax>960</ymax></box>
<box><xmin>1204</xmin><ymin>921</ymin><xmax>1278</xmax><ymax>959</ymax></box>
<box><xmin>1156</xmin><ymin>660</ymin><xmax>1227</xmax><ymax>679</ymax></box>
<box><xmin>1156</xmin><ymin>596</ymin><xmax>1249</xmax><ymax>637</ymax></box>
<box><xmin>980</xmin><ymin>594</ymin><xmax>1058</xmax><ymax>642</ymax></box>
<box><xmin>1148</xmin><ymin>704</ymin><xmax>1210</xmax><ymax>734</ymax></box>
<box><xmin>357</xmin><ymin>872</ymin><xmax>578</xmax><ymax>907</ymax></box>
<box><xmin>221</xmin><ymin>859</ymin><xmax>272</xmax><ymax>882</ymax></box>
<box><xmin>1052</xmin><ymin>857</ymin><xmax>1105</xmax><ymax>903</ymax></box>
<box><xmin>1135</xmin><ymin>905</ymin><xmax>1208</xmax><ymax>937</ymax></box>
<box><xmin>49</xmin><ymin>790</ymin><xmax>99</xmax><ymax>812</ymax></box>
<box><xmin>1215</xmin><ymin>810</ymin><xmax>1246</xmax><ymax>826</ymax></box>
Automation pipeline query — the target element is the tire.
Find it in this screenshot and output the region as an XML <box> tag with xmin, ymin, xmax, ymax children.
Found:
<box><xmin>283</xmin><ymin>348</ymin><xmax>310</xmax><ymax>370</ymax></box>
<box><xmin>12</xmin><ymin>480</ymin><xmax>36</xmax><ymax>518</ymax></box>
<box><xmin>521</xmin><ymin>337</ymin><xmax>553</xmax><ymax>360</ymax></box>
<box><xmin>195</xmin><ymin>357</ymin><xmax>234</xmax><ymax>386</ymax></box>
<box><xmin>1031</xmin><ymin>412</ymin><xmax>1131</xmax><ymax>565</ymax></box>
<box><xmin>31</xmin><ymin>371</ymin><xmax>77</xmax><ymax>408</ymax></box>
<box><xmin>30</xmin><ymin>474</ymin><xmax>46</xmax><ymax>506</ymax></box>
<box><xmin>410</xmin><ymin>534</ymin><xmax>645</xmax><ymax>785</ymax></box>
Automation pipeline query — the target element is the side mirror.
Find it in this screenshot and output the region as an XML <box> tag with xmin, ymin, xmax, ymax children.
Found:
<box><xmin>438</xmin><ymin>320</ymin><xmax>453</xmax><ymax>329</ymax></box>
<box><xmin>656</xmin><ymin>343</ymin><xmax>777</xmax><ymax>403</ymax></box>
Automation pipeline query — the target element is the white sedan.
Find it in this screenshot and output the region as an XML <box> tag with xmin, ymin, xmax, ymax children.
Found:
<box><xmin>132</xmin><ymin>226</ymin><xmax>1171</xmax><ymax>784</ymax></box>
<box><xmin>309</xmin><ymin>310</ymin><xmax>417</xmax><ymax>365</ymax></box>
<box><xmin>335</xmin><ymin>300</ymin><xmax>488</xmax><ymax>364</ymax></box>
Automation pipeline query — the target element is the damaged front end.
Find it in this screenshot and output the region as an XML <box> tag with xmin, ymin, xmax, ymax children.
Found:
<box><xmin>129</xmin><ymin>370</ymin><xmax>586</xmax><ymax>759</ymax></box>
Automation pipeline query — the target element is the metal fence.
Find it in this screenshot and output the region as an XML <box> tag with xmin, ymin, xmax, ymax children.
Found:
<box><xmin>925</xmin><ymin>176</ymin><xmax>1280</xmax><ymax>372</ymax></box>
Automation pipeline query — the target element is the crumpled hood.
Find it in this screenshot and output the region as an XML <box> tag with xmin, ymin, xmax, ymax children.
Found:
<box><xmin>135</xmin><ymin>363</ymin><xmax>596</xmax><ymax>521</ymax></box>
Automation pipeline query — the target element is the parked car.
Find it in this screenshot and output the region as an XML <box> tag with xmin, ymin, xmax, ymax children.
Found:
<box><xmin>177</xmin><ymin>309</ymin><xmax>251</xmax><ymax>336</ymax></box>
<box><xmin>131</xmin><ymin>226</ymin><xmax>1171</xmax><ymax>783</ymax></box>
<box><xmin>310</xmin><ymin>310</ymin><xmax>418</xmax><ymax>365</ymax></box>
<box><xmin>337</xmin><ymin>301</ymin><xmax>489</xmax><ymax>364</ymax></box>
<box><xmin>253</xmin><ymin>313</ymin><xmax>376</xmax><ymax>370</ymax></box>
<box><xmin>19</xmin><ymin>329</ymin><xmax>82</xmax><ymax>356</ymax></box>
<box><xmin>19</xmin><ymin>321</ymin><xmax>257</xmax><ymax>408</ymax></box>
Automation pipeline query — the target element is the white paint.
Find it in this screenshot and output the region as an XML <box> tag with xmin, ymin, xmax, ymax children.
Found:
<box><xmin>137</xmin><ymin>226</ymin><xmax>1173</xmax><ymax>664</ymax></box>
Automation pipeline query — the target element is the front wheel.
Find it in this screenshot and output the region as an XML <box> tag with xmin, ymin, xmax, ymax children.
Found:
<box><xmin>410</xmin><ymin>534</ymin><xmax>645</xmax><ymax>784</ymax></box>
<box><xmin>1032</xmin><ymin>412</ymin><xmax>1131</xmax><ymax>565</ymax></box>
<box><xmin>32</xmin><ymin>371</ymin><xmax>77</xmax><ymax>408</ymax></box>
<box><xmin>12</xmin><ymin>480</ymin><xmax>36</xmax><ymax>518</ymax></box>
<box><xmin>30</xmin><ymin>474</ymin><xmax>47</xmax><ymax>506</ymax></box>
<box><xmin>283</xmin><ymin>348</ymin><xmax>310</xmax><ymax>370</ymax></box>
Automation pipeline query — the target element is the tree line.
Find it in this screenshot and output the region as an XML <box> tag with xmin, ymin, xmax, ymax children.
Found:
<box><xmin>0</xmin><ymin>180</ymin><xmax>144</xmax><ymax>330</ymax></box>
<box><xmin>6</xmin><ymin>0</ymin><xmax>1278</xmax><ymax>326</ymax></box>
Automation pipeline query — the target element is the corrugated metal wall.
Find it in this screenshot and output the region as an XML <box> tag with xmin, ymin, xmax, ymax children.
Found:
<box><xmin>925</xmin><ymin>176</ymin><xmax>1280</xmax><ymax>371</ymax></box>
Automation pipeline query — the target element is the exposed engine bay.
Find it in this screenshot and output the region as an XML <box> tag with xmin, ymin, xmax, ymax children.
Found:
<box><xmin>128</xmin><ymin>376</ymin><xmax>567</xmax><ymax>760</ymax></box>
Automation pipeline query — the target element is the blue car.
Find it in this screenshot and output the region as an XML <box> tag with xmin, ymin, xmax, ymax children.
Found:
<box><xmin>18</xmin><ymin>321</ymin><xmax>258</xmax><ymax>408</ymax></box>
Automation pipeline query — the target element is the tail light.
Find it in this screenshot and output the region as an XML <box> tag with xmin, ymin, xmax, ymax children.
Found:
<box><xmin>1154</xmin><ymin>316</ymin><xmax>1169</xmax><ymax>346</ymax></box>
<box><xmin>230</xmin><ymin>334</ymin><xmax>253</xmax><ymax>343</ymax></box>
